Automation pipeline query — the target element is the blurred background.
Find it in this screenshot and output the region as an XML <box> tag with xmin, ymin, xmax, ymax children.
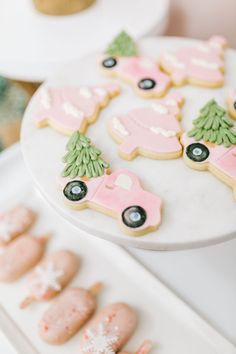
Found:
<box><xmin>0</xmin><ymin>0</ymin><xmax>235</xmax><ymax>152</ymax></box>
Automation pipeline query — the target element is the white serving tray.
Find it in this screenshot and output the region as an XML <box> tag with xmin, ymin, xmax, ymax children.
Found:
<box><xmin>21</xmin><ymin>36</ymin><xmax>236</xmax><ymax>250</ymax></box>
<box><xmin>0</xmin><ymin>145</ymin><xmax>235</xmax><ymax>354</ymax></box>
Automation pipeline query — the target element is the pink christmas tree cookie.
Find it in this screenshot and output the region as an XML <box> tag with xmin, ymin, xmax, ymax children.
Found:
<box><xmin>61</xmin><ymin>132</ymin><xmax>162</xmax><ymax>236</ymax></box>
<box><xmin>161</xmin><ymin>36</ymin><xmax>228</xmax><ymax>87</ymax></box>
<box><xmin>0</xmin><ymin>205</ymin><xmax>36</xmax><ymax>246</ymax></box>
<box><xmin>108</xmin><ymin>93</ymin><xmax>185</xmax><ymax>160</ymax></box>
<box><xmin>80</xmin><ymin>303</ymin><xmax>137</xmax><ymax>354</ymax></box>
<box><xmin>33</xmin><ymin>82</ymin><xmax>120</xmax><ymax>135</ymax></box>
<box><xmin>226</xmin><ymin>90</ymin><xmax>236</xmax><ymax>120</ymax></box>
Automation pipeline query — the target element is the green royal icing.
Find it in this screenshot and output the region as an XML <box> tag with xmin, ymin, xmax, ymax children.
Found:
<box><xmin>105</xmin><ymin>31</ymin><xmax>137</xmax><ymax>57</ymax></box>
<box><xmin>62</xmin><ymin>131</ymin><xmax>109</xmax><ymax>179</ymax></box>
<box><xmin>188</xmin><ymin>99</ymin><xmax>236</xmax><ymax>148</ymax></box>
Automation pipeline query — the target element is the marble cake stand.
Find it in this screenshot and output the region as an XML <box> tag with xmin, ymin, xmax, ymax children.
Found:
<box><xmin>21</xmin><ymin>36</ymin><xmax>236</xmax><ymax>250</ymax></box>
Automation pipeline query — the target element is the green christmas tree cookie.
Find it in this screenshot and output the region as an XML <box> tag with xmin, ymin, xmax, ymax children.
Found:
<box><xmin>62</xmin><ymin>131</ymin><xmax>110</xmax><ymax>179</ymax></box>
<box><xmin>188</xmin><ymin>99</ymin><xmax>236</xmax><ymax>148</ymax></box>
<box><xmin>105</xmin><ymin>31</ymin><xmax>137</xmax><ymax>57</ymax></box>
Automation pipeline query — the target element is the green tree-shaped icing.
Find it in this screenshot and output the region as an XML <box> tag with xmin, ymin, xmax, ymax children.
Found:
<box><xmin>105</xmin><ymin>31</ymin><xmax>137</xmax><ymax>57</ymax></box>
<box><xmin>62</xmin><ymin>131</ymin><xmax>109</xmax><ymax>179</ymax></box>
<box><xmin>188</xmin><ymin>99</ymin><xmax>236</xmax><ymax>148</ymax></box>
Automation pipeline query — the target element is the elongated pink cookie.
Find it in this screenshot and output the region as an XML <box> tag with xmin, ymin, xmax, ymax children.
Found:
<box><xmin>108</xmin><ymin>93</ymin><xmax>184</xmax><ymax>160</ymax></box>
<box><xmin>0</xmin><ymin>235</ymin><xmax>47</xmax><ymax>282</ymax></box>
<box><xmin>0</xmin><ymin>205</ymin><xmax>36</xmax><ymax>246</ymax></box>
<box><xmin>80</xmin><ymin>303</ymin><xmax>137</xmax><ymax>353</ymax></box>
<box><xmin>161</xmin><ymin>36</ymin><xmax>227</xmax><ymax>87</ymax></box>
<box><xmin>34</xmin><ymin>82</ymin><xmax>120</xmax><ymax>135</ymax></box>
<box><xmin>119</xmin><ymin>340</ymin><xmax>152</xmax><ymax>354</ymax></box>
<box><xmin>61</xmin><ymin>168</ymin><xmax>162</xmax><ymax>236</ymax></box>
<box><xmin>39</xmin><ymin>282</ymin><xmax>102</xmax><ymax>344</ymax></box>
<box><xmin>226</xmin><ymin>90</ymin><xmax>236</xmax><ymax>119</ymax></box>
<box><xmin>100</xmin><ymin>56</ymin><xmax>171</xmax><ymax>98</ymax></box>
<box><xmin>20</xmin><ymin>250</ymin><xmax>79</xmax><ymax>308</ymax></box>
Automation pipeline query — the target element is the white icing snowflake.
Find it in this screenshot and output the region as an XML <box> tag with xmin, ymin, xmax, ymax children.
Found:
<box><xmin>32</xmin><ymin>262</ymin><xmax>64</xmax><ymax>296</ymax></box>
<box><xmin>0</xmin><ymin>219</ymin><xmax>18</xmax><ymax>242</ymax></box>
<box><xmin>82</xmin><ymin>323</ymin><xmax>119</xmax><ymax>354</ymax></box>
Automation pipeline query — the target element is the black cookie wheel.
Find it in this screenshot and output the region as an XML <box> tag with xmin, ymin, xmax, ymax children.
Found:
<box><xmin>63</xmin><ymin>180</ymin><xmax>87</xmax><ymax>202</ymax></box>
<box><xmin>186</xmin><ymin>143</ymin><xmax>210</xmax><ymax>162</ymax></box>
<box><xmin>138</xmin><ymin>78</ymin><xmax>156</xmax><ymax>90</ymax></box>
<box><xmin>122</xmin><ymin>206</ymin><xmax>147</xmax><ymax>229</ymax></box>
<box><xmin>102</xmin><ymin>57</ymin><xmax>117</xmax><ymax>69</ymax></box>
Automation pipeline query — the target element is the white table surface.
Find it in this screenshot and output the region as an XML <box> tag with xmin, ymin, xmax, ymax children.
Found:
<box><xmin>1</xmin><ymin>144</ymin><xmax>235</xmax><ymax>353</ymax></box>
<box><xmin>0</xmin><ymin>0</ymin><xmax>169</xmax><ymax>82</ymax></box>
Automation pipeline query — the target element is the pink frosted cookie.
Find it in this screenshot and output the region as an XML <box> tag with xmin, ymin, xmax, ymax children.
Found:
<box><xmin>119</xmin><ymin>340</ymin><xmax>152</xmax><ymax>354</ymax></box>
<box><xmin>0</xmin><ymin>235</ymin><xmax>47</xmax><ymax>282</ymax></box>
<box><xmin>0</xmin><ymin>205</ymin><xmax>36</xmax><ymax>246</ymax></box>
<box><xmin>80</xmin><ymin>303</ymin><xmax>137</xmax><ymax>353</ymax></box>
<box><xmin>161</xmin><ymin>36</ymin><xmax>228</xmax><ymax>87</ymax></box>
<box><xmin>108</xmin><ymin>93</ymin><xmax>185</xmax><ymax>160</ymax></box>
<box><xmin>226</xmin><ymin>90</ymin><xmax>236</xmax><ymax>119</ymax></box>
<box><xmin>100</xmin><ymin>56</ymin><xmax>171</xmax><ymax>98</ymax></box>
<box><xmin>34</xmin><ymin>82</ymin><xmax>120</xmax><ymax>135</ymax></box>
<box><xmin>39</xmin><ymin>282</ymin><xmax>102</xmax><ymax>345</ymax></box>
<box><xmin>20</xmin><ymin>250</ymin><xmax>79</xmax><ymax>308</ymax></box>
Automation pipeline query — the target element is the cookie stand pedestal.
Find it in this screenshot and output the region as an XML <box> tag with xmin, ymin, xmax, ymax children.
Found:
<box><xmin>0</xmin><ymin>0</ymin><xmax>169</xmax><ymax>82</ymax></box>
<box><xmin>20</xmin><ymin>36</ymin><xmax>236</xmax><ymax>250</ymax></box>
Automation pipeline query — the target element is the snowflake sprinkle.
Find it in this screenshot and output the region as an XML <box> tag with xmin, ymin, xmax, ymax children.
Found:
<box><xmin>82</xmin><ymin>323</ymin><xmax>119</xmax><ymax>354</ymax></box>
<box><xmin>32</xmin><ymin>262</ymin><xmax>64</xmax><ymax>296</ymax></box>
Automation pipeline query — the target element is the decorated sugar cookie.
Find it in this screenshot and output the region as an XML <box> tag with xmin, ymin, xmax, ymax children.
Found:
<box><xmin>182</xmin><ymin>99</ymin><xmax>236</xmax><ymax>200</ymax></box>
<box><xmin>226</xmin><ymin>90</ymin><xmax>236</xmax><ymax>119</ymax></box>
<box><xmin>0</xmin><ymin>235</ymin><xmax>47</xmax><ymax>282</ymax></box>
<box><xmin>119</xmin><ymin>340</ymin><xmax>152</xmax><ymax>354</ymax></box>
<box><xmin>60</xmin><ymin>132</ymin><xmax>162</xmax><ymax>236</ymax></box>
<box><xmin>161</xmin><ymin>36</ymin><xmax>228</xmax><ymax>87</ymax></box>
<box><xmin>39</xmin><ymin>282</ymin><xmax>102</xmax><ymax>345</ymax></box>
<box><xmin>80</xmin><ymin>303</ymin><xmax>137</xmax><ymax>354</ymax></box>
<box><xmin>108</xmin><ymin>93</ymin><xmax>185</xmax><ymax>160</ymax></box>
<box><xmin>100</xmin><ymin>31</ymin><xmax>171</xmax><ymax>98</ymax></box>
<box><xmin>33</xmin><ymin>82</ymin><xmax>120</xmax><ymax>135</ymax></box>
<box><xmin>0</xmin><ymin>205</ymin><xmax>36</xmax><ymax>246</ymax></box>
<box><xmin>20</xmin><ymin>250</ymin><xmax>79</xmax><ymax>308</ymax></box>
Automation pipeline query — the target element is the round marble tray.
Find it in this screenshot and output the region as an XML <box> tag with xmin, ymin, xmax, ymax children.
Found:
<box><xmin>0</xmin><ymin>0</ymin><xmax>169</xmax><ymax>82</ymax></box>
<box><xmin>21</xmin><ymin>36</ymin><xmax>236</xmax><ymax>250</ymax></box>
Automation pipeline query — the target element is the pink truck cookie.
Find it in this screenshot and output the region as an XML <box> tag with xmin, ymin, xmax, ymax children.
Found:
<box><xmin>161</xmin><ymin>36</ymin><xmax>227</xmax><ymax>87</ymax></box>
<box><xmin>108</xmin><ymin>93</ymin><xmax>184</xmax><ymax>160</ymax></box>
<box><xmin>0</xmin><ymin>205</ymin><xmax>36</xmax><ymax>246</ymax></box>
<box><xmin>20</xmin><ymin>250</ymin><xmax>79</xmax><ymax>308</ymax></box>
<box><xmin>39</xmin><ymin>282</ymin><xmax>102</xmax><ymax>344</ymax></box>
<box><xmin>34</xmin><ymin>82</ymin><xmax>120</xmax><ymax>135</ymax></box>
<box><xmin>80</xmin><ymin>303</ymin><xmax>137</xmax><ymax>353</ymax></box>
<box><xmin>226</xmin><ymin>90</ymin><xmax>236</xmax><ymax>119</ymax></box>
<box><xmin>182</xmin><ymin>133</ymin><xmax>236</xmax><ymax>200</ymax></box>
<box><xmin>0</xmin><ymin>235</ymin><xmax>47</xmax><ymax>282</ymax></box>
<box><xmin>119</xmin><ymin>340</ymin><xmax>152</xmax><ymax>354</ymax></box>
<box><xmin>61</xmin><ymin>169</ymin><xmax>162</xmax><ymax>236</ymax></box>
<box><xmin>100</xmin><ymin>56</ymin><xmax>171</xmax><ymax>98</ymax></box>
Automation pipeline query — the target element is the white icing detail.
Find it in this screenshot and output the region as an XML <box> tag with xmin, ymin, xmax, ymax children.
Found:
<box><xmin>32</xmin><ymin>262</ymin><xmax>64</xmax><ymax>296</ymax></box>
<box><xmin>94</xmin><ymin>87</ymin><xmax>107</xmax><ymax>97</ymax></box>
<box><xmin>112</xmin><ymin>117</ymin><xmax>129</xmax><ymax>136</ymax></box>
<box><xmin>152</xmin><ymin>103</ymin><xmax>168</xmax><ymax>114</ymax></box>
<box><xmin>192</xmin><ymin>58</ymin><xmax>219</xmax><ymax>70</ymax></box>
<box><xmin>82</xmin><ymin>323</ymin><xmax>118</xmax><ymax>354</ymax></box>
<box><xmin>40</xmin><ymin>88</ymin><xmax>51</xmax><ymax>109</ymax></box>
<box><xmin>197</xmin><ymin>44</ymin><xmax>210</xmax><ymax>53</ymax></box>
<box><xmin>139</xmin><ymin>58</ymin><xmax>155</xmax><ymax>69</ymax></box>
<box><xmin>79</xmin><ymin>87</ymin><xmax>92</xmax><ymax>98</ymax></box>
<box><xmin>164</xmin><ymin>54</ymin><xmax>185</xmax><ymax>69</ymax></box>
<box><xmin>114</xmin><ymin>174</ymin><xmax>133</xmax><ymax>190</ymax></box>
<box><xmin>63</xmin><ymin>101</ymin><xmax>84</xmax><ymax>119</ymax></box>
<box><xmin>150</xmin><ymin>126</ymin><xmax>177</xmax><ymax>137</ymax></box>
<box><xmin>165</xmin><ymin>99</ymin><xmax>177</xmax><ymax>106</ymax></box>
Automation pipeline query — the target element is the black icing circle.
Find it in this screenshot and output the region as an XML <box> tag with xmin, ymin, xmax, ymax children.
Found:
<box><xmin>63</xmin><ymin>180</ymin><xmax>87</xmax><ymax>202</ymax></box>
<box><xmin>102</xmin><ymin>57</ymin><xmax>117</xmax><ymax>69</ymax></box>
<box><xmin>138</xmin><ymin>78</ymin><xmax>156</xmax><ymax>90</ymax></box>
<box><xmin>122</xmin><ymin>206</ymin><xmax>147</xmax><ymax>228</ymax></box>
<box><xmin>186</xmin><ymin>143</ymin><xmax>210</xmax><ymax>162</ymax></box>
<box><xmin>233</xmin><ymin>101</ymin><xmax>236</xmax><ymax>110</ymax></box>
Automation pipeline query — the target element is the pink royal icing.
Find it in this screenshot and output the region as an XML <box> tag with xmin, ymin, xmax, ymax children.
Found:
<box><xmin>161</xmin><ymin>36</ymin><xmax>227</xmax><ymax>86</ymax></box>
<box><xmin>108</xmin><ymin>93</ymin><xmax>184</xmax><ymax>159</ymax></box>
<box><xmin>33</xmin><ymin>82</ymin><xmax>120</xmax><ymax>135</ymax></box>
<box><xmin>101</xmin><ymin>56</ymin><xmax>171</xmax><ymax>98</ymax></box>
